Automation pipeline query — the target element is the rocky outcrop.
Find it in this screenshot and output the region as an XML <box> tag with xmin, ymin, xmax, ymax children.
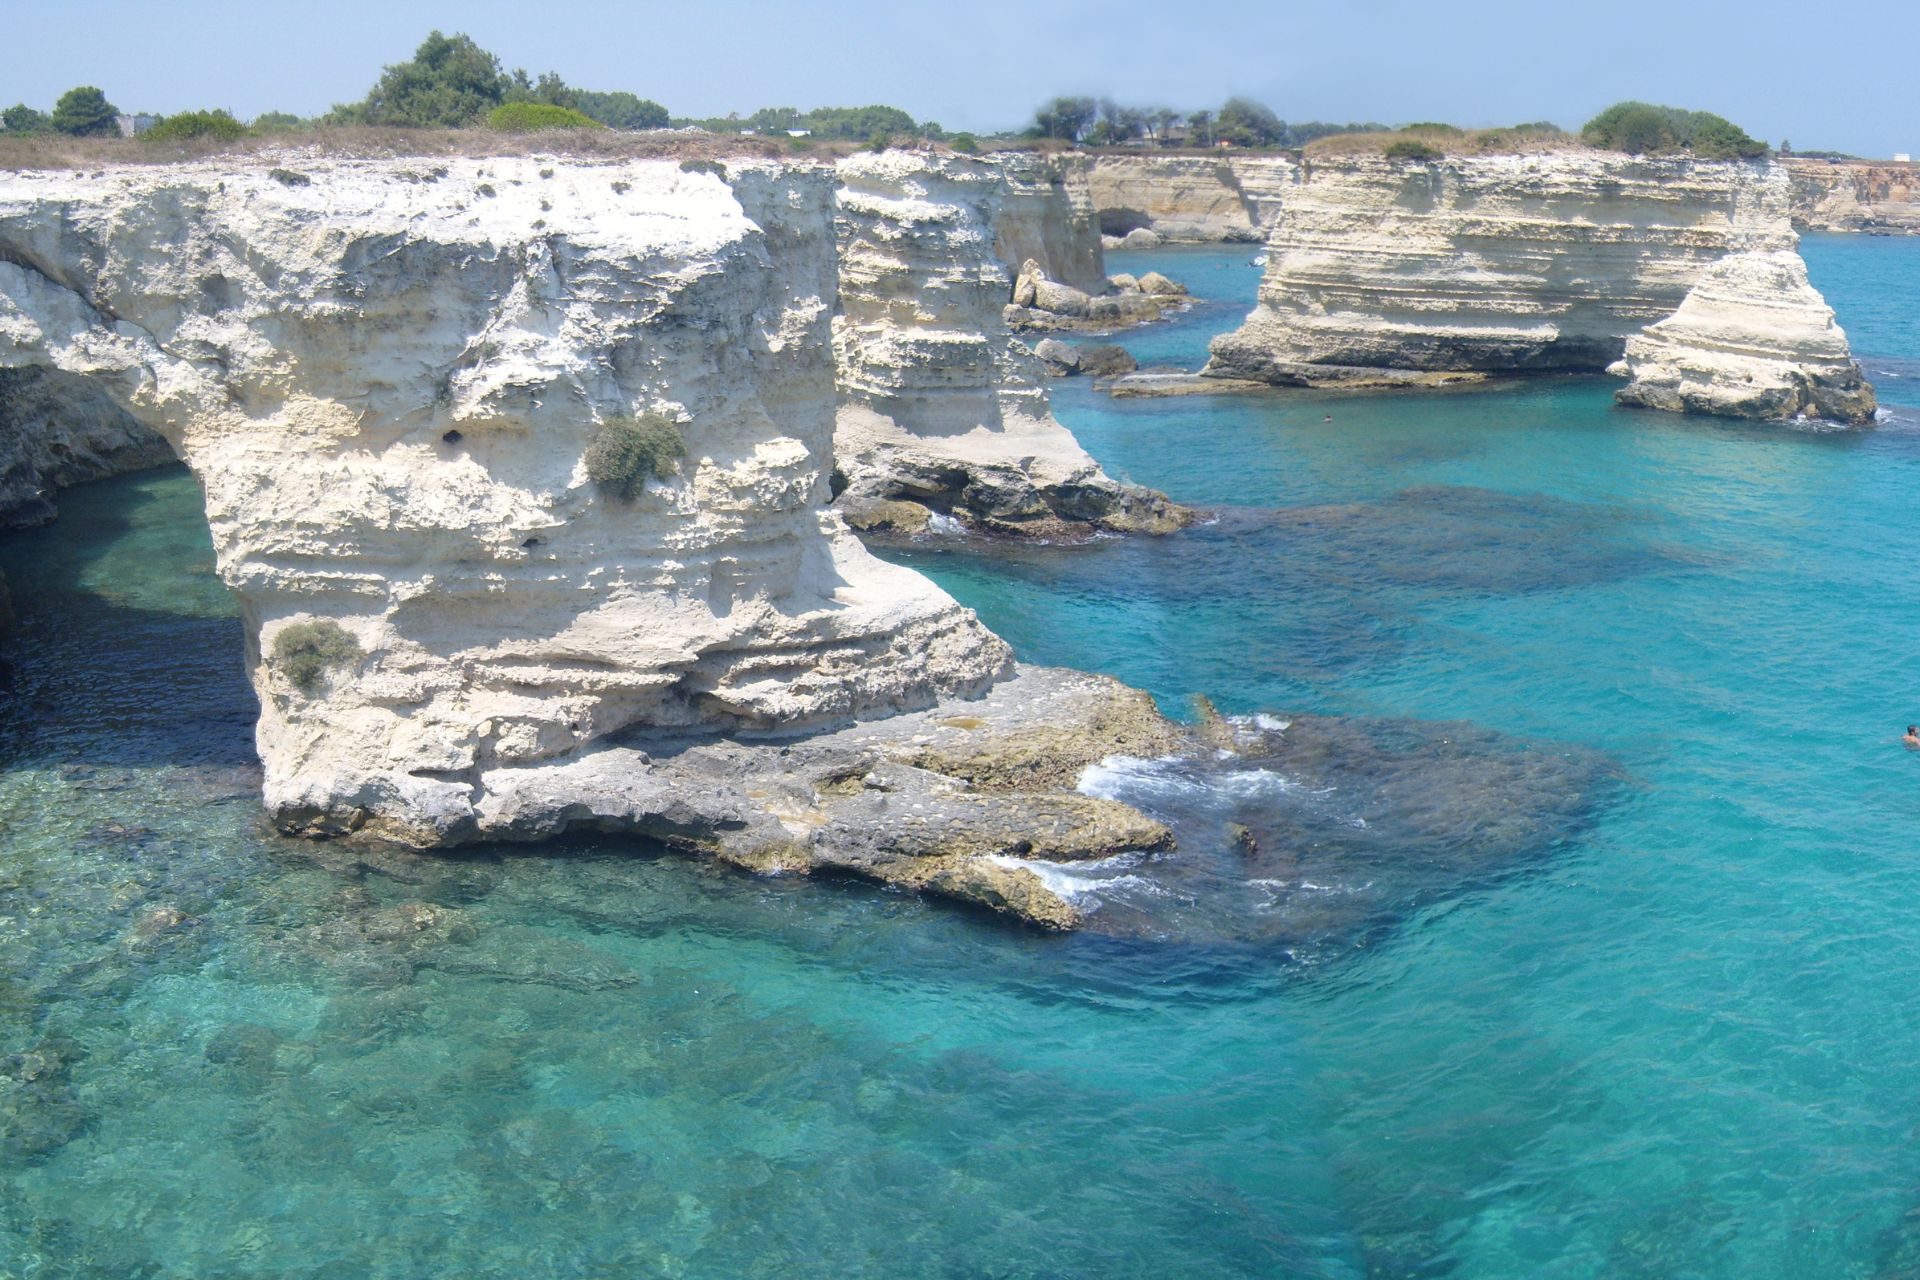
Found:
<box><xmin>832</xmin><ymin>152</ymin><xmax>1186</xmax><ymax>537</ymax></box>
<box><xmin>0</xmin><ymin>155</ymin><xmax>1188</xmax><ymax>926</ymax></box>
<box><xmin>1004</xmin><ymin>257</ymin><xmax>1189</xmax><ymax>332</ymax></box>
<box><xmin>1787</xmin><ymin>158</ymin><xmax>1920</xmax><ymax>234</ymax></box>
<box><xmin>1086</xmin><ymin>155</ymin><xmax>1287</xmax><ymax>242</ymax></box>
<box><xmin>1083</xmin><ymin>154</ymin><xmax>1299</xmax><ymax>243</ymax></box>
<box><xmin>1032</xmin><ymin>339</ymin><xmax>1136</xmax><ymax>379</ymax></box>
<box><xmin>0</xmin><ymin>366</ymin><xmax>174</xmax><ymax>527</ymax></box>
<box><xmin>1613</xmin><ymin>249</ymin><xmax>1876</xmax><ymax>422</ymax></box>
<box><xmin>1205</xmin><ymin>153</ymin><xmax>1868</xmax><ymax>410</ymax></box>
<box><xmin>991</xmin><ymin>152</ymin><xmax>1107</xmax><ymax>294</ymax></box>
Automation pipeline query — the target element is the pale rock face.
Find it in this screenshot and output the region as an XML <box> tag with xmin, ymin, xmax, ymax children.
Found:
<box><xmin>1228</xmin><ymin>156</ymin><xmax>1300</xmax><ymax>233</ymax></box>
<box><xmin>1085</xmin><ymin>155</ymin><xmax>1300</xmax><ymax>242</ymax></box>
<box><xmin>1206</xmin><ymin>154</ymin><xmax>1817</xmax><ymax>388</ymax></box>
<box><xmin>1787</xmin><ymin>158</ymin><xmax>1920</xmax><ymax>235</ymax></box>
<box><xmin>832</xmin><ymin>152</ymin><xmax>1185</xmax><ymax>537</ymax></box>
<box><xmin>0</xmin><ymin>156</ymin><xmax>1016</xmax><ymax>842</ymax></box>
<box><xmin>990</xmin><ymin>152</ymin><xmax>1108</xmax><ymax>294</ymax></box>
<box><xmin>1614</xmin><ymin>249</ymin><xmax>1876</xmax><ymax>423</ymax></box>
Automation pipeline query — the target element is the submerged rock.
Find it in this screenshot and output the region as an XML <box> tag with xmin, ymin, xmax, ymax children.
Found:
<box><xmin>1056</xmin><ymin>710</ymin><xmax>1621</xmax><ymax>954</ymax></box>
<box><xmin>0</xmin><ymin>1038</ymin><xmax>87</xmax><ymax>1162</ymax></box>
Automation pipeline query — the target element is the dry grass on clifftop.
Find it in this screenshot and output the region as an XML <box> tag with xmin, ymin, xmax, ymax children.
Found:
<box><xmin>0</xmin><ymin>127</ymin><xmax>835</xmax><ymax>171</ymax></box>
<box><xmin>1304</xmin><ymin>123</ymin><xmax>1580</xmax><ymax>160</ymax></box>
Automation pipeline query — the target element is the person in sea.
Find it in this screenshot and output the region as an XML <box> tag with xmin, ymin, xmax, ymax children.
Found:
<box><xmin>1904</xmin><ymin>725</ymin><xmax>1919</xmax><ymax>748</ymax></box>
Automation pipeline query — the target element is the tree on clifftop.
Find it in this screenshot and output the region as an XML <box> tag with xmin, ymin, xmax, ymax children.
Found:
<box><xmin>330</xmin><ymin>32</ymin><xmax>672</xmax><ymax>131</ymax></box>
<box><xmin>1032</xmin><ymin>96</ymin><xmax>1098</xmax><ymax>142</ymax></box>
<box><xmin>2</xmin><ymin>104</ymin><xmax>52</xmax><ymax>134</ymax></box>
<box><xmin>572</xmin><ymin>90</ymin><xmax>668</xmax><ymax>131</ymax></box>
<box><xmin>1581</xmin><ymin>101</ymin><xmax>1767</xmax><ymax>160</ymax></box>
<box><xmin>50</xmin><ymin>87</ymin><xmax>119</xmax><ymax>137</ymax></box>
<box><xmin>341</xmin><ymin>31</ymin><xmax>511</xmax><ymax>127</ymax></box>
<box><xmin>1216</xmin><ymin>97</ymin><xmax>1285</xmax><ymax>148</ymax></box>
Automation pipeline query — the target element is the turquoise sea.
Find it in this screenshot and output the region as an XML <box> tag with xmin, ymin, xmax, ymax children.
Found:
<box><xmin>4</xmin><ymin>233</ymin><xmax>1920</xmax><ymax>1277</ymax></box>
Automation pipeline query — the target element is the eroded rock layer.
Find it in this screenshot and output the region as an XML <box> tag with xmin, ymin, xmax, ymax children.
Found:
<box><xmin>1206</xmin><ymin>154</ymin><xmax>1817</xmax><ymax>388</ymax></box>
<box><xmin>991</xmin><ymin>153</ymin><xmax>1108</xmax><ymax>294</ymax></box>
<box><xmin>832</xmin><ymin>152</ymin><xmax>1186</xmax><ymax>537</ymax></box>
<box><xmin>1614</xmin><ymin>249</ymin><xmax>1876</xmax><ymax>422</ymax></box>
<box><xmin>1788</xmin><ymin>158</ymin><xmax>1920</xmax><ymax>235</ymax></box>
<box><xmin>1085</xmin><ymin>155</ymin><xmax>1300</xmax><ymax>243</ymax></box>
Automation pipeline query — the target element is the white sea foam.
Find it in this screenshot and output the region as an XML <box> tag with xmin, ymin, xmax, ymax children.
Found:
<box><xmin>924</xmin><ymin>512</ymin><xmax>967</xmax><ymax>536</ymax></box>
<box><xmin>1077</xmin><ymin>753</ymin><xmax>1302</xmax><ymax>814</ymax></box>
<box><xmin>989</xmin><ymin>852</ymin><xmax>1160</xmax><ymax>904</ymax></box>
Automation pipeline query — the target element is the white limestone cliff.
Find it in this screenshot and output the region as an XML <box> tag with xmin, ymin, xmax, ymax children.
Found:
<box><xmin>1203</xmin><ymin>153</ymin><xmax>1873</xmax><ymax>415</ymax></box>
<box><xmin>1085</xmin><ymin>155</ymin><xmax>1300</xmax><ymax>243</ymax></box>
<box><xmin>0</xmin><ymin>156</ymin><xmax>1212</xmax><ymax>930</ymax></box>
<box><xmin>1613</xmin><ymin>249</ymin><xmax>1876</xmax><ymax>423</ymax></box>
<box><xmin>991</xmin><ymin>152</ymin><xmax>1108</xmax><ymax>295</ymax></box>
<box><xmin>831</xmin><ymin>151</ymin><xmax>1186</xmax><ymax>536</ymax></box>
<box><xmin>1787</xmin><ymin>158</ymin><xmax>1920</xmax><ymax>235</ymax></box>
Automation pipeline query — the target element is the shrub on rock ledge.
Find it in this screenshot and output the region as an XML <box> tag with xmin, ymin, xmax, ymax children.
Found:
<box><xmin>584</xmin><ymin>416</ymin><xmax>686</xmax><ymax>500</ymax></box>
<box><xmin>486</xmin><ymin>102</ymin><xmax>602</xmax><ymax>133</ymax></box>
<box><xmin>1385</xmin><ymin>139</ymin><xmax>1443</xmax><ymax>162</ymax></box>
<box><xmin>272</xmin><ymin>621</ymin><xmax>362</xmax><ymax>693</ymax></box>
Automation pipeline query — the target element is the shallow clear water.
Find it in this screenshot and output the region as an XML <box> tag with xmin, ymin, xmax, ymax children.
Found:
<box><xmin>7</xmin><ymin>235</ymin><xmax>1920</xmax><ymax>1277</ymax></box>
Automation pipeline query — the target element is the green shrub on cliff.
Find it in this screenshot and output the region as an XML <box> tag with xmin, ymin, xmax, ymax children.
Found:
<box><xmin>585</xmin><ymin>416</ymin><xmax>685</xmax><ymax>500</ymax></box>
<box><xmin>1581</xmin><ymin>101</ymin><xmax>1767</xmax><ymax>160</ymax></box>
<box><xmin>486</xmin><ymin>102</ymin><xmax>602</xmax><ymax>133</ymax></box>
<box><xmin>273</xmin><ymin>621</ymin><xmax>362</xmax><ymax>693</ymax></box>
<box><xmin>1385</xmin><ymin>139</ymin><xmax>1443</xmax><ymax>162</ymax></box>
<box><xmin>146</xmin><ymin>110</ymin><xmax>248</xmax><ymax>142</ymax></box>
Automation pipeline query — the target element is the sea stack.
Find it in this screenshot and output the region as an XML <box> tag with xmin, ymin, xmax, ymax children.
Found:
<box><xmin>1612</xmin><ymin>249</ymin><xmax>1877</xmax><ymax>422</ymax></box>
<box><xmin>1201</xmin><ymin>151</ymin><xmax>1873</xmax><ymax>420</ymax></box>
<box><xmin>0</xmin><ymin>156</ymin><xmax>1187</xmax><ymax>925</ymax></box>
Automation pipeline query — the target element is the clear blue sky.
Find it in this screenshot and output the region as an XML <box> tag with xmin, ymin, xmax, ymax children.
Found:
<box><xmin>2</xmin><ymin>0</ymin><xmax>1912</xmax><ymax>157</ymax></box>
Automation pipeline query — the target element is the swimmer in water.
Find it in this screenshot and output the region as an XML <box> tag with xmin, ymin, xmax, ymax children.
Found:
<box><xmin>1323</xmin><ymin>414</ymin><xmax>1333</xmax><ymax>422</ymax></box>
<box><xmin>1905</xmin><ymin>725</ymin><xmax>1918</xmax><ymax>748</ymax></box>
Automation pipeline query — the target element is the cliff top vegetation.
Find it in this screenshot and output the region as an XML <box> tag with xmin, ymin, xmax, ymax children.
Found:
<box><xmin>1579</xmin><ymin>102</ymin><xmax>1768</xmax><ymax>160</ymax></box>
<box><xmin>0</xmin><ymin>126</ymin><xmax>805</xmax><ymax>171</ymax></box>
<box><xmin>1027</xmin><ymin>95</ymin><xmax>1386</xmax><ymax>151</ymax></box>
<box><xmin>1304</xmin><ymin>121</ymin><xmax>1576</xmax><ymax>159</ymax></box>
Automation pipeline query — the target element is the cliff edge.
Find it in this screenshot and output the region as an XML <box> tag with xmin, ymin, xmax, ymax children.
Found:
<box><xmin>0</xmin><ymin>156</ymin><xmax>1184</xmax><ymax>927</ymax></box>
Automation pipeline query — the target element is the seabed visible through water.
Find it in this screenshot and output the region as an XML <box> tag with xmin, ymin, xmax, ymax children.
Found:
<box><xmin>5</xmin><ymin>236</ymin><xmax>1920</xmax><ymax>1277</ymax></box>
